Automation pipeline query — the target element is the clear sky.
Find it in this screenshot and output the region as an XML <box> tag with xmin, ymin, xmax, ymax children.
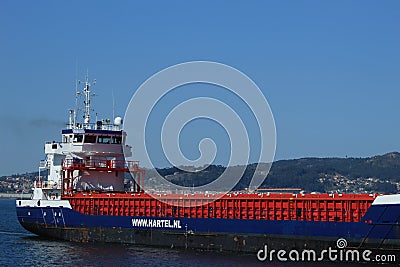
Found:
<box><xmin>0</xmin><ymin>1</ymin><xmax>399</xmax><ymax>176</ymax></box>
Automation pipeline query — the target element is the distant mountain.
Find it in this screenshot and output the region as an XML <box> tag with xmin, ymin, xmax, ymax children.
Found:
<box><xmin>147</xmin><ymin>152</ymin><xmax>400</xmax><ymax>194</ymax></box>
<box><xmin>2</xmin><ymin>153</ymin><xmax>399</xmax><ymax>194</ymax></box>
<box><xmin>258</xmin><ymin>152</ymin><xmax>400</xmax><ymax>193</ymax></box>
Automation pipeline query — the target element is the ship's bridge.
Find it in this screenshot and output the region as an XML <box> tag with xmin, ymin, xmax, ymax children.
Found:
<box><xmin>61</xmin><ymin>128</ymin><xmax>123</xmax><ymax>145</ymax></box>
<box><xmin>45</xmin><ymin>128</ymin><xmax>132</xmax><ymax>157</ymax></box>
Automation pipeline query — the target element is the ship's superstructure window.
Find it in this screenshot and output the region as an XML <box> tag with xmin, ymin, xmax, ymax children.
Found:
<box><xmin>73</xmin><ymin>134</ymin><xmax>83</xmax><ymax>143</ymax></box>
<box><xmin>98</xmin><ymin>136</ymin><xmax>111</xmax><ymax>144</ymax></box>
<box><xmin>112</xmin><ymin>136</ymin><xmax>122</xmax><ymax>144</ymax></box>
<box><xmin>62</xmin><ymin>135</ymin><xmax>73</xmax><ymax>143</ymax></box>
<box><xmin>84</xmin><ymin>135</ymin><xmax>97</xmax><ymax>143</ymax></box>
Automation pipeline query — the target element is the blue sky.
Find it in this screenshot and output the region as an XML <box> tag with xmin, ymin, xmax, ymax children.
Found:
<box><xmin>0</xmin><ymin>1</ymin><xmax>399</xmax><ymax>175</ymax></box>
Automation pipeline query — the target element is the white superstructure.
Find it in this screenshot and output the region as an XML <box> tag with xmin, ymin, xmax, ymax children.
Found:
<box><xmin>33</xmin><ymin>76</ymin><xmax>137</xmax><ymax>201</ymax></box>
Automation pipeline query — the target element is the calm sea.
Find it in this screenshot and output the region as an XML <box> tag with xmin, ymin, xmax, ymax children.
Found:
<box><xmin>0</xmin><ymin>199</ymin><xmax>389</xmax><ymax>266</ymax></box>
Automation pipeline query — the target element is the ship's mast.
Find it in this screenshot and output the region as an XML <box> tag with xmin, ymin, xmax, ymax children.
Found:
<box><xmin>83</xmin><ymin>78</ymin><xmax>90</xmax><ymax>124</ymax></box>
<box><xmin>82</xmin><ymin>74</ymin><xmax>96</xmax><ymax>126</ymax></box>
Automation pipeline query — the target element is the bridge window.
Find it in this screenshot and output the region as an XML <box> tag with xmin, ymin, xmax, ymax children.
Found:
<box><xmin>73</xmin><ymin>134</ymin><xmax>83</xmax><ymax>143</ymax></box>
<box><xmin>111</xmin><ymin>136</ymin><xmax>122</xmax><ymax>144</ymax></box>
<box><xmin>84</xmin><ymin>135</ymin><xmax>97</xmax><ymax>143</ymax></box>
<box><xmin>98</xmin><ymin>136</ymin><xmax>111</xmax><ymax>144</ymax></box>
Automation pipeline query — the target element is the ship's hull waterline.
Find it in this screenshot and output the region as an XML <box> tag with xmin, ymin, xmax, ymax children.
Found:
<box><xmin>16</xmin><ymin>204</ymin><xmax>400</xmax><ymax>254</ymax></box>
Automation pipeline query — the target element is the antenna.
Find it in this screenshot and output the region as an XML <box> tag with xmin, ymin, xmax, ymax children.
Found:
<box><xmin>83</xmin><ymin>74</ymin><xmax>90</xmax><ymax>124</ymax></box>
<box><xmin>71</xmin><ymin>67</ymin><xmax>96</xmax><ymax>128</ymax></box>
<box><xmin>112</xmin><ymin>90</ymin><xmax>115</xmax><ymax>120</ymax></box>
<box><xmin>82</xmin><ymin>71</ymin><xmax>96</xmax><ymax>126</ymax></box>
<box><xmin>74</xmin><ymin>60</ymin><xmax>79</xmax><ymax>128</ymax></box>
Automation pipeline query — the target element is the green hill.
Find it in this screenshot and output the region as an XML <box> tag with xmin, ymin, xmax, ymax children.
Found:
<box><xmin>2</xmin><ymin>152</ymin><xmax>399</xmax><ymax>194</ymax></box>
<box><xmin>149</xmin><ymin>152</ymin><xmax>400</xmax><ymax>194</ymax></box>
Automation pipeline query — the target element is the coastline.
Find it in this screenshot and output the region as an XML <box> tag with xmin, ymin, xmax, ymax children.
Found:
<box><xmin>0</xmin><ymin>193</ymin><xmax>31</xmax><ymax>199</ymax></box>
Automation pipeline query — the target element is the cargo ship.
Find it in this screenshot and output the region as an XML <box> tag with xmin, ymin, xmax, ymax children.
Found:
<box><xmin>16</xmin><ymin>78</ymin><xmax>400</xmax><ymax>256</ymax></box>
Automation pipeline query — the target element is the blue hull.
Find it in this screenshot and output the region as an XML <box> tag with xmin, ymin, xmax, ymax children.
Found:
<box><xmin>16</xmin><ymin>203</ymin><xmax>400</xmax><ymax>253</ymax></box>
